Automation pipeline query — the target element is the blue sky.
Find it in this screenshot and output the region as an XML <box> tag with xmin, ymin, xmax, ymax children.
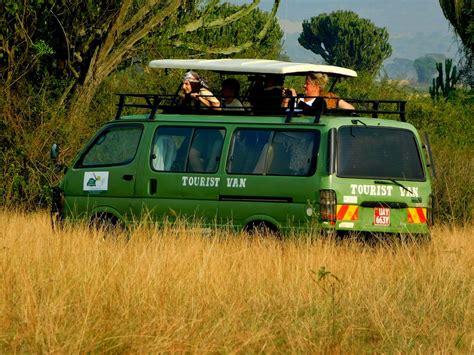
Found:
<box><xmin>228</xmin><ymin>0</ymin><xmax>460</xmax><ymax>62</ymax></box>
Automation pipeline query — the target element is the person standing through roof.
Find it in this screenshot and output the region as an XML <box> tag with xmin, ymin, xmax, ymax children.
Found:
<box><xmin>181</xmin><ymin>71</ymin><xmax>221</xmax><ymax>110</ymax></box>
<box><xmin>220</xmin><ymin>78</ymin><xmax>244</xmax><ymax>110</ymax></box>
<box><xmin>283</xmin><ymin>73</ymin><xmax>354</xmax><ymax>110</ymax></box>
<box><xmin>253</xmin><ymin>74</ymin><xmax>287</xmax><ymax>112</ymax></box>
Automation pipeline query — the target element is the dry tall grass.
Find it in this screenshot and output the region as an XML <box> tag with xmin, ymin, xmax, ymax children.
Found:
<box><xmin>0</xmin><ymin>210</ymin><xmax>472</xmax><ymax>353</ymax></box>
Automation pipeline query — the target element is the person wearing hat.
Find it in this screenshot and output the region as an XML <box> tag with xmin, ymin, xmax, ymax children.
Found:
<box><xmin>181</xmin><ymin>71</ymin><xmax>221</xmax><ymax>110</ymax></box>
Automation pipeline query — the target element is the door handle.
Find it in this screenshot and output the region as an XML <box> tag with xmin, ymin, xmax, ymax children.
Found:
<box><xmin>149</xmin><ymin>179</ymin><xmax>157</xmax><ymax>195</ymax></box>
<box><xmin>122</xmin><ymin>174</ymin><xmax>134</xmax><ymax>181</ymax></box>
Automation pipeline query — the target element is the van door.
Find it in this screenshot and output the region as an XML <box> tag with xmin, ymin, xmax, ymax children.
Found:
<box><xmin>135</xmin><ymin>125</ymin><xmax>226</xmax><ymax>223</ymax></box>
<box><xmin>219</xmin><ymin>128</ymin><xmax>322</xmax><ymax>230</ymax></box>
<box><xmin>63</xmin><ymin>124</ymin><xmax>144</xmax><ymax>219</ymax></box>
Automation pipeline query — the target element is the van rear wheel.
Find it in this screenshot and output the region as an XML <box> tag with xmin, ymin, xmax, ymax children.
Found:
<box><xmin>244</xmin><ymin>221</ymin><xmax>279</xmax><ymax>237</ymax></box>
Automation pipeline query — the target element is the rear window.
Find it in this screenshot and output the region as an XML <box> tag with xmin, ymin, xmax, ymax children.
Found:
<box><xmin>337</xmin><ymin>126</ymin><xmax>425</xmax><ymax>180</ymax></box>
<box><xmin>227</xmin><ymin>129</ymin><xmax>320</xmax><ymax>176</ymax></box>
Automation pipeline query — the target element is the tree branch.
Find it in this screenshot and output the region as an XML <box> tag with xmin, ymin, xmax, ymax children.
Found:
<box><xmin>120</xmin><ymin>0</ymin><xmax>164</xmax><ymax>35</ymax></box>
<box><xmin>96</xmin><ymin>0</ymin><xmax>185</xmax><ymax>79</ymax></box>
<box><xmin>169</xmin><ymin>0</ymin><xmax>261</xmax><ymax>38</ymax></box>
<box><xmin>101</xmin><ymin>0</ymin><xmax>134</xmax><ymax>57</ymax></box>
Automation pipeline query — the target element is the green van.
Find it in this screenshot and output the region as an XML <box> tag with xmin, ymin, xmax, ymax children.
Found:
<box><xmin>51</xmin><ymin>59</ymin><xmax>434</xmax><ymax>237</ymax></box>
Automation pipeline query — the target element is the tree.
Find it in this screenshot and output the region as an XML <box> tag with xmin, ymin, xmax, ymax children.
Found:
<box><xmin>383</xmin><ymin>58</ymin><xmax>417</xmax><ymax>81</ymax></box>
<box><xmin>439</xmin><ymin>0</ymin><xmax>473</xmax><ymax>53</ymax></box>
<box><xmin>414</xmin><ymin>54</ymin><xmax>446</xmax><ymax>84</ymax></box>
<box><xmin>0</xmin><ymin>0</ymin><xmax>281</xmax><ymax>121</ymax></box>
<box><xmin>298</xmin><ymin>10</ymin><xmax>392</xmax><ymax>74</ymax></box>
<box><xmin>438</xmin><ymin>0</ymin><xmax>473</xmax><ymax>86</ymax></box>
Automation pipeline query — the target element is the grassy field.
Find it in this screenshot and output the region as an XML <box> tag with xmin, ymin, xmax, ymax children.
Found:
<box><xmin>0</xmin><ymin>210</ymin><xmax>472</xmax><ymax>353</ymax></box>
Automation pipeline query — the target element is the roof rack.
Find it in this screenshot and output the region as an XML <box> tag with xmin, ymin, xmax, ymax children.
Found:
<box><xmin>114</xmin><ymin>93</ymin><xmax>407</xmax><ymax>122</ymax></box>
<box><xmin>115</xmin><ymin>93</ymin><xmax>174</xmax><ymax>120</ymax></box>
<box><xmin>344</xmin><ymin>99</ymin><xmax>407</xmax><ymax>122</ymax></box>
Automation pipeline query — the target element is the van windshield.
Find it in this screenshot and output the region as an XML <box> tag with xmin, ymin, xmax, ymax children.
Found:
<box><xmin>337</xmin><ymin>126</ymin><xmax>425</xmax><ymax>181</ymax></box>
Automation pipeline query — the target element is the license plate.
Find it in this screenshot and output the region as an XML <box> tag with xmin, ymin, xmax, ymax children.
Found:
<box><xmin>374</xmin><ymin>207</ymin><xmax>390</xmax><ymax>226</ymax></box>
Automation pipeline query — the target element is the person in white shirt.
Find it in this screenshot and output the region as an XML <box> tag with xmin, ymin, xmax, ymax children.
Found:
<box><xmin>220</xmin><ymin>78</ymin><xmax>244</xmax><ymax>110</ymax></box>
<box><xmin>283</xmin><ymin>73</ymin><xmax>354</xmax><ymax>110</ymax></box>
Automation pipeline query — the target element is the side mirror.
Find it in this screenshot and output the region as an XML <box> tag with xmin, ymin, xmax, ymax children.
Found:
<box><xmin>51</xmin><ymin>143</ymin><xmax>60</xmax><ymax>161</ymax></box>
<box><xmin>50</xmin><ymin>144</ymin><xmax>67</xmax><ymax>173</ymax></box>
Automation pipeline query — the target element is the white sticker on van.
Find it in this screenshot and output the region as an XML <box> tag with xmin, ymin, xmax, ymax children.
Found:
<box><xmin>84</xmin><ymin>172</ymin><xmax>109</xmax><ymax>191</ymax></box>
<box><xmin>343</xmin><ymin>195</ymin><xmax>358</xmax><ymax>204</ymax></box>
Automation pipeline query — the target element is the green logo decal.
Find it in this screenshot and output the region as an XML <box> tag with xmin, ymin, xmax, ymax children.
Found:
<box><xmin>86</xmin><ymin>178</ymin><xmax>96</xmax><ymax>187</ymax></box>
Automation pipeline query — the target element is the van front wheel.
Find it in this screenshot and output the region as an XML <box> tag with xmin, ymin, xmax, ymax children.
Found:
<box><xmin>90</xmin><ymin>213</ymin><xmax>124</xmax><ymax>237</ymax></box>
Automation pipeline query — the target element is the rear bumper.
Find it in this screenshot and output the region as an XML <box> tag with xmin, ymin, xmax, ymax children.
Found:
<box><xmin>322</xmin><ymin>220</ymin><xmax>430</xmax><ymax>235</ymax></box>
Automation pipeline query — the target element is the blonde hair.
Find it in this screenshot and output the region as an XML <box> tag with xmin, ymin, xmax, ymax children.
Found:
<box><xmin>306</xmin><ymin>73</ymin><xmax>329</xmax><ymax>89</ymax></box>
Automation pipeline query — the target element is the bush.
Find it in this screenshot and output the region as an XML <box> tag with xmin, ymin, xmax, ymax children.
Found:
<box><xmin>407</xmin><ymin>90</ymin><xmax>474</xmax><ymax>224</ymax></box>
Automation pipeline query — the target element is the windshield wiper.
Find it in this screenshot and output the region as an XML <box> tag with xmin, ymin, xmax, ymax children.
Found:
<box><xmin>374</xmin><ymin>179</ymin><xmax>413</xmax><ymax>195</ymax></box>
<box><xmin>351</xmin><ymin>119</ymin><xmax>367</xmax><ymax>126</ymax></box>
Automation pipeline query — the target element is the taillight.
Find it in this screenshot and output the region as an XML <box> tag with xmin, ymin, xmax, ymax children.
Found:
<box><xmin>427</xmin><ymin>194</ymin><xmax>434</xmax><ymax>226</ymax></box>
<box><xmin>320</xmin><ymin>189</ymin><xmax>337</xmax><ymax>224</ymax></box>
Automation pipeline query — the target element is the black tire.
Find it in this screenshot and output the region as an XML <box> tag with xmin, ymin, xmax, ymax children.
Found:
<box><xmin>244</xmin><ymin>221</ymin><xmax>280</xmax><ymax>238</ymax></box>
<box><xmin>90</xmin><ymin>213</ymin><xmax>125</xmax><ymax>238</ymax></box>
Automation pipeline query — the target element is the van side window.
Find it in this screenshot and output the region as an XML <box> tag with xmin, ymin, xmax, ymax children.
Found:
<box><xmin>78</xmin><ymin>125</ymin><xmax>143</xmax><ymax>167</ymax></box>
<box><xmin>151</xmin><ymin>127</ymin><xmax>225</xmax><ymax>173</ymax></box>
<box><xmin>228</xmin><ymin>129</ymin><xmax>320</xmax><ymax>176</ymax></box>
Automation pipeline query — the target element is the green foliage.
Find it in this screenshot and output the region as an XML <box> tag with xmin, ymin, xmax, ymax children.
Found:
<box><xmin>1</xmin><ymin>0</ymin><xmax>280</xmax><ymax>117</ymax></box>
<box><xmin>439</xmin><ymin>0</ymin><xmax>473</xmax><ymax>53</ymax></box>
<box><xmin>32</xmin><ymin>40</ymin><xmax>55</xmax><ymax>56</ymax></box>
<box><xmin>298</xmin><ymin>10</ymin><xmax>392</xmax><ymax>74</ymax></box>
<box><xmin>407</xmin><ymin>91</ymin><xmax>474</xmax><ymax>223</ymax></box>
<box><xmin>141</xmin><ymin>2</ymin><xmax>283</xmax><ymax>61</ymax></box>
<box><xmin>429</xmin><ymin>59</ymin><xmax>460</xmax><ymax>100</ymax></box>
<box><xmin>438</xmin><ymin>0</ymin><xmax>474</xmax><ymax>87</ymax></box>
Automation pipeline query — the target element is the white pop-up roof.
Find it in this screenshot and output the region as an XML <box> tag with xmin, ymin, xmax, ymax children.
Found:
<box><xmin>149</xmin><ymin>59</ymin><xmax>357</xmax><ymax>78</ymax></box>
